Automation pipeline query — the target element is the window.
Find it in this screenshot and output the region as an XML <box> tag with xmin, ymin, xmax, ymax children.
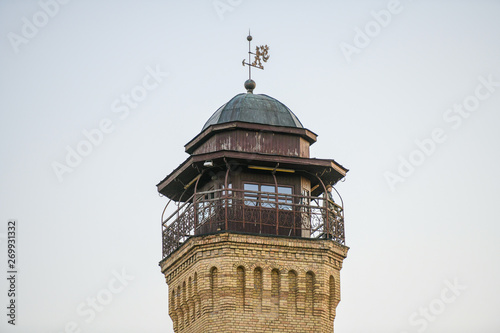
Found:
<box><xmin>244</xmin><ymin>183</ymin><xmax>293</xmax><ymax>209</ymax></box>
<box><xmin>222</xmin><ymin>183</ymin><xmax>232</xmax><ymax>195</ymax></box>
<box><xmin>254</xmin><ymin>267</ymin><xmax>263</xmax><ymax>311</ymax></box>
<box><xmin>244</xmin><ymin>183</ymin><xmax>259</xmax><ymax>206</ymax></box>
<box><xmin>306</xmin><ymin>271</ymin><xmax>315</xmax><ymax>315</ymax></box>
<box><xmin>205</xmin><ymin>190</ymin><xmax>215</xmax><ymax>200</ymax></box>
<box><xmin>288</xmin><ymin>270</ymin><xmax>298</xmax><ymax>313</ymax></box>
<box><xmin>197</xmin><ymin>186</ymin><xmax>215</xmax><ymax>224</ymax></box>
<box><xmin>271</xmin><ymin>269</ymin><xmax>280</xmax><ymax>314</ymax></box>
<box><xmin>260</xmin><ymin>185</ymin><xmax>276</xmax><ymax>208</ymax></box>
<box><xmin>210</xmin><ymin>267</ymin><xmax>218</xmax><ymax>312</ymax></box>
<box><xmin>237</xmin><ymin>266</ymin><xmax>246</xmax><ymax>308</ymax></box>
<box><xmin>222</xmin><ymin>183</ymin><xmax>232</xmax><ymax>206</ymax></box>
<box><xmin>329</xmin><ymin>275</ymin><xmax>335</xmax><ymax>319</ymax></box>
<box><xmin>277</xmin><ymin>186</ymin><xmax>293</xmax><ymax>210</ymax></box>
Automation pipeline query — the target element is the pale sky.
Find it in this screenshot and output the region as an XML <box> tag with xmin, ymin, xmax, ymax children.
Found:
<box><xmin>1</xmin><ymin>1</ymin><xmax>500</xmax><ymax>332</ymax></box>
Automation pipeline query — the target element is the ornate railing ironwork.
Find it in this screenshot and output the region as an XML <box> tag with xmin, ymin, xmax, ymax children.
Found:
<box><xmin>161</xmin><ymin>188</ymin><xmax>345</xmax><ymax>259</ymax></box>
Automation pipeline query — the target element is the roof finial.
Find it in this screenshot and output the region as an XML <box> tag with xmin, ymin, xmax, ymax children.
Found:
<box><xmin>242</xmin><ymin>31</ymin><xmax>270</xmax><ymax>93</ymax></box>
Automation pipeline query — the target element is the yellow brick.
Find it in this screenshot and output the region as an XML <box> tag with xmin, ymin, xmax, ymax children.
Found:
<box><xmin>159</xmin><ymin>233</ymin><xmax>348</xmax><ymax>333</ymax></box>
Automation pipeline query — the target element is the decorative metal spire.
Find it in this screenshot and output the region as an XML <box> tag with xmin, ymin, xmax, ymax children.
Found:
<box><xmin>242</xmin><ymin>31</ymin><xmax>270</xmax><ymax>93</ymax></box>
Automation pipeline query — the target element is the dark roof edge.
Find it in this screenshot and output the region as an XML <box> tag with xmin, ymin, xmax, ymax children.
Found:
<box><xmin>156</xmin><ymin>149</ymin><xmax>349</xmax><ymax>193</ymax></box>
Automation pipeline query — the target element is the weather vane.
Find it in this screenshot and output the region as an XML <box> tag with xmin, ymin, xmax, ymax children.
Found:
<box><xmin>242</xmin><ymin>31</ymin><xmax>270</xmax><ymax>93</ymax></box>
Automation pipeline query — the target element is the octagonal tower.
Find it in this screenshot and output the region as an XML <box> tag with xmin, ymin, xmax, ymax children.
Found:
<box><xmin>157</xmin><ymin>82</ymin><xmax>349</xmax><ymax>332</ymax></box>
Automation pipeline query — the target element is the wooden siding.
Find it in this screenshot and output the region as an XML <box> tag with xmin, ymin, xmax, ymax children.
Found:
<box><xmin>192</xmin><ymin>129</ymin><xmax>310</xmax><ymax>158</ymax></box>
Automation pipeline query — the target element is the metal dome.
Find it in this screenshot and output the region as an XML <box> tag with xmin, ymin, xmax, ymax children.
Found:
<box><xmin>202</xmin><ymin>93</ymin><xmax>303</xmax><ymax>131</ymax></box>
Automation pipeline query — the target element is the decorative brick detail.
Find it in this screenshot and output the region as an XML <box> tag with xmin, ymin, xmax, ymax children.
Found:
<box><xmin>159</xmin><ymin>232</ymin><xmax>348</xmax><ymax>333</ymax></box>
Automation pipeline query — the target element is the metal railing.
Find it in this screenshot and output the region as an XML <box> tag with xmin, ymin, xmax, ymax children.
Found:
<box><xmin>161</xmin><ymin>188</ymin><xmax>345</xmax><ymax>259</ymax></box>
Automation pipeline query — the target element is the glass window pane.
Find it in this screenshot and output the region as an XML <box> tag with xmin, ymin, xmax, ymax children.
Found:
<box><xmin>277</xmin><ymin>186</ymin><xmax>292</xmax><ymax>210</ymax></box>
<box><xmin>244</xmin><ymin>198</ymin><xmax>257</xmax><ymax>206</ymax></box>
<box><xmin>244</xmin><ymin>183</ymin><xmax>258</xmax><ymax>206</ymax></box>
<box><xmin>244</xmin><ymin>183</ymin><xmax>259</xmax><ymax>192</ymax></box>
<box><xmin>261</xmin><ymin>192</ymin><xmax>276</xmax><ymax>208</ymax></box>
<box><xmin>261</xmin><ymin>185</ymin><xmax>275</xmax><ymax>193</ymax></box>
<box><xmin>260</xmin><ymin>185</ymin><xmax>276</xmax><ymax>208</ymax></box>
<box><xmin>277</xmin><ymin>186</ymin><xmax>292</xmax><ymax>194</ymax></box>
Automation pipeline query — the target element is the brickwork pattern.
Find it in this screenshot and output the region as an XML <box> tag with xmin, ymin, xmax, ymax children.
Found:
<box><xmin>160</xmin><ymin>232</ymin><xmax>348</xmax><ymax>333</ymax></box>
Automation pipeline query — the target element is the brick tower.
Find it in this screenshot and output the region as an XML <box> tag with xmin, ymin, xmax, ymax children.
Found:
<box><xmin>158</xmin><ymin>36</ymin><xmax>348</xmax><ymax>333</ymax></box>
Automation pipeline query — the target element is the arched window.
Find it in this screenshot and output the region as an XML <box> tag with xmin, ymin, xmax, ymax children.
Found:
<box><xmin>254</xmin><ymin>267</ymin><xmax>263</xmax><ymax>311</ymax></box>
<box><xmin>188</xmin><ymin>276</ymin><xmax>192</xmax><ymax>299</ymax></box>
<box><xmin>288</xmin><ymin>270</ymin><xmax>298</xmax><ymax>313</ymax></box>
<box><xmin>171</xmin><ymin>289</ymin><xmax>176</xmax><ymax>310</ymax></box>
<box><xmin>237</xmin><ymin>266</ymin><xmax>246</xmax><ymax>308</ymax></box>
<box><xmin>210</xmin><ymin>267</ymin><xmax>218</xmax><ymax>312</ymax></box>
<box><xmin>182</xmin><ymin>281</ymin><xmax>186</xmax><ymax>304</ymax></box>
<box><xmin>194</xmin><ymin>272</ymin><xmax>200</xmax><ymax>318</ymax></box>
<box><xmin>188</xmin><ymin>276</ymin><xmax>194</xmax><ymax>322</ymax></box>
<box><xmin>271</xmin><ymin>269</ymin><xmax>280</xmax><ymax>314</ymax></box>
<box><xmin>176</xmin><ymin>285</ymin><xmax>182</xmax><ymax>329</ymax></box>
<box><xmin>170</xmin><ymin>288</ymin><xmax>177</xmax><ymax>330</ymax></box>
<box><xmin>306</xmin><ymin>271</ymin><xmax>315</xmax><ymax>315</ymax></box>
<box><xmin>329</xmin><ymin>275</ymin><xmax>336</xmax><ymax>319</ymax></box>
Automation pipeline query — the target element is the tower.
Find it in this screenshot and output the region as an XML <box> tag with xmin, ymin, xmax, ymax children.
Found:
<box><xmin>158</xmin><ymin>35</ymin><xmax>349</xmax><ymax>333</ymax></box>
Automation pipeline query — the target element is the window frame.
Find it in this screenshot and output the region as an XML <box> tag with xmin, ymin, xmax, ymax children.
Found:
<box><xmin>243</xmin><ymin>182</ymin><xmax>293</xmax><ymax>209</ymax></box>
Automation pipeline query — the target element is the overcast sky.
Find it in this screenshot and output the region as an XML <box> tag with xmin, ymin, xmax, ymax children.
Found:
<box><xmin>1</xmin><ymin>1</ymin><xmax>500</xmax><ymax>332</ymax></box>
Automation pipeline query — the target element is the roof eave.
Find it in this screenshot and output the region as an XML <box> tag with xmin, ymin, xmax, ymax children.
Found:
<box><xmin>157</xmin><ymin>150</ymin><xmax>348</xmax><ymax>200</ymax></box>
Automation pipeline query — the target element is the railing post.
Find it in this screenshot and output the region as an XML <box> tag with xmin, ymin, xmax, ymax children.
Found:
<box><xmin>193</xmin><ymin>193</ymin><xmax>198</xmax><ymax>233</ymax></box>
<box><xmin>224</xmin><ymin>168</ymin><xmax>230</xmax><ymax>231</ymax></box>
<box><xmin>176</xmin><ymin>201</ymin><xmax>181</xmax><ymax>248</ymax></box>
<box><xmin>193</xmin><ymin>171</ymin><xmax>204</xmax><ymax>234</ymax></box>
<box><xmin>272</xmin><ymin>172</ymin><xmax>279</xmax><ymax>235</ymax></box>
<box><xmin>259</xmin><ymin>191</ymin><xmax>262</xmax><ymax>234</ymax></box>
<box><xmin>325</xmin><ymin>198</ymin><xmax>329</xmax><ymax>239</ymax></box>
<box><xmin>241</xmin><ymin>190</ymin><xmax>245</xmax><ymax>231</ymax></box>
<box><xmin>293</xmin><ymin>193</ymin><xmax>298</xmax><ymax>237</ymax></box>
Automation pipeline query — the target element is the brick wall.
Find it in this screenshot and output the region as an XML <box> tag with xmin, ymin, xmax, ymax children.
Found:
<box><xmin>160</xmin><ymin>232</ymin><xmax>348</xmax><ymax>333</ymax></box>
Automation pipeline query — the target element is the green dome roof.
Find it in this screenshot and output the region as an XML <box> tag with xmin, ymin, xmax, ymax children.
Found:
<box><xmin>202</xmin><ymin>93</ymin><xmax>303</xmax><ymax>131</ymax></box>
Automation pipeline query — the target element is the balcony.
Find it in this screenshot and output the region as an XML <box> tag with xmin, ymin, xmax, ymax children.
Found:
<box><xmin>161</xmin><ymin>188</ymin><xmax>345</xmax><ymax>259</ymax></box>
